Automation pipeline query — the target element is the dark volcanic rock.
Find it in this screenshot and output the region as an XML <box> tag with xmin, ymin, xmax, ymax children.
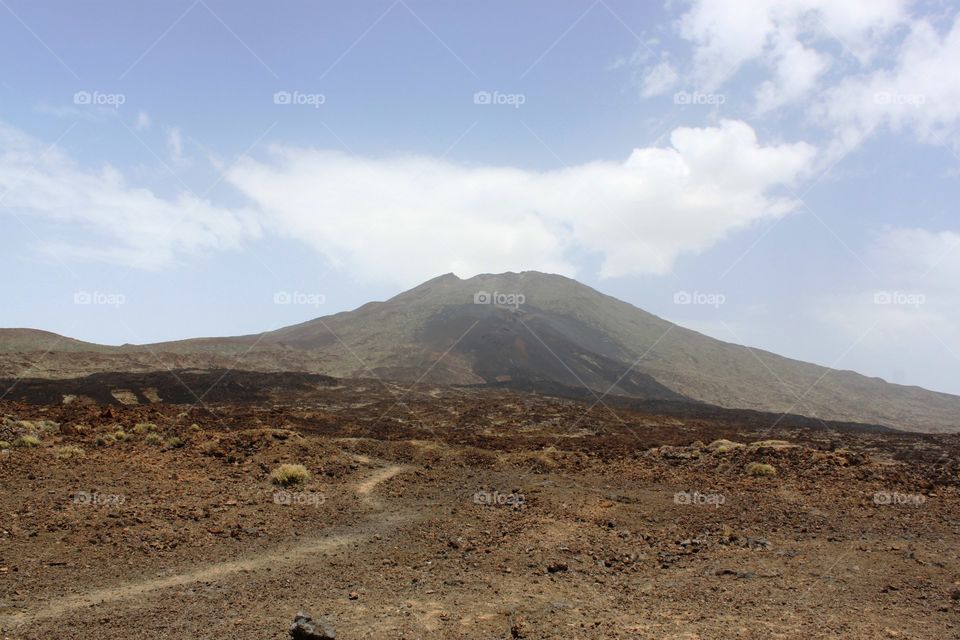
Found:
<box><xmin>290</xmin><ymin>611</ymin><xmax>336</xmax><ymax>639</ymax></box>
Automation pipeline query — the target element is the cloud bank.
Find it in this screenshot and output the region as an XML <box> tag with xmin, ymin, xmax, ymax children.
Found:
<box><xmin>0</xmin><ymin>120</ymin><xmax>815</xmax><ymax>285</ymax></box>
<box><xmin>226</xmin><ymin>120</ymin><xmax>815</xmax><ymax>285</ymax></box>
<box><xmin>0</xmin><ymin>123</ymin><xmax>259</xmax><ymax>269</ymax></box>
<box><xmin>641</xmin><ymin>0</ymin><xmax>960</xmax><ymax>154</ymax></box>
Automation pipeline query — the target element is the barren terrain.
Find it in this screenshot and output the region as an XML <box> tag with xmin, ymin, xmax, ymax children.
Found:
<box><xmin>1</xmin><ymin>375</ymin><xmax>958</xmax><ymax>639</ymax></box>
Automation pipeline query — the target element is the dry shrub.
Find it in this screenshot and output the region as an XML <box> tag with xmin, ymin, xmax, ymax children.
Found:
<box><xmin>746</xmin><ymin>462</ymin><xmax>777</xmax><ymax>477</ymax></box>
<box><xmin>271</xmin><ymin>463</ymin><xmax>311</xmax><ymax>487</ymax></box>
<box><xmin>55</xmin><ymin>445</ymin><xmax>85</xmax><ymax>459</ymax></box>
<box><xmin>14</xmin><ymin>435</ymin><xmax>40</xmax><ymax>448</ymax></box>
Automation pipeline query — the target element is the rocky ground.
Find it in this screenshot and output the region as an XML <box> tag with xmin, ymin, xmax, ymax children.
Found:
<box><xmin>1</xmin><ymin>377</ymin><xmax>958</xmax><ymax>639</ymax></box>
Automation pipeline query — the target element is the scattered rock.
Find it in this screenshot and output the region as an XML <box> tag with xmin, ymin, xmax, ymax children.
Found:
<box><xmin>658</xmin><ymin>445</ymin><xmax>700</xmax><ymax>460</ymax></box>
<box><xmin>290</xmin><ymin>611</ymin><xmax>336</xmax><ymax>639</ymax></box>
<box><xmin>510</xmin><ymin>614</ymin><xmax>528</xmax><ymax>638</ymax></box>
<box><xmin>744</xmin><ymin>537</ymin><xmax>772</xmax><ymax>550</ymax></box>
<box><xmin>715</xmin><ymin>569</ymin><xmax>755</xmax><ymax>579</ymax></box>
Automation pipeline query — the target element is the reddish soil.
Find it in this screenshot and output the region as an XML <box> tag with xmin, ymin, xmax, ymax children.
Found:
<box><xmin>1</xmin><ymin>377</ymin><xmax>958</xmax><ymax>639</ymax></box>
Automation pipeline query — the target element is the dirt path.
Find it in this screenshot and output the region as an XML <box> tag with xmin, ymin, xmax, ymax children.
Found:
<box><xmin>356</xmin><ymin>464</ymin><xmax>409</xmax><ymax>502</ymax></box>
<box><xmin>0</xmin><ymin>464</ymin><xmax>414</xmax><ymax>630</ymax></box>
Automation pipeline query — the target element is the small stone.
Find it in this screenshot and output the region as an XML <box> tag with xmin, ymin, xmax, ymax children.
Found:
<box><xmin>290</xmin><ymin>611</ymin><xmax>335</xmax><ymax>639</ymax></box>
<box><xmin>510</xmin><ymin>615</ymin><xmax>528</xmax><ymax>638</ymax></box>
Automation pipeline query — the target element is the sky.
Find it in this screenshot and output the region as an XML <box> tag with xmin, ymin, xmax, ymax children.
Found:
<box><xmin>1</xmin><ymin>0</ymin><xmax>959</xmax><ymax>394</ymax></box>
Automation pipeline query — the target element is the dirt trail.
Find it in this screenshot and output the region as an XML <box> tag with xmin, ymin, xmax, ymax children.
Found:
<box><xmin>356</xmin><ymin>464</ymin><xmax>409</xmax><ymax>502</ymax></box>
<box><xmin>0</xmin><ymin>464</ymin><xmax>414</xmax><ymax>630</ymax></box>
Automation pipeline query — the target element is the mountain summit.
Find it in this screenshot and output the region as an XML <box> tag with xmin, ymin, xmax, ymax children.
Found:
<box><xmin>2</xmin><ymin>271</ymin><xmax>958</xmax><ymax>433</ymax></box>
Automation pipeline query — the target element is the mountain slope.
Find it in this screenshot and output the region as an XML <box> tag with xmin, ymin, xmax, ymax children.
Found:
<box><xmin>0</xmin><ymin>329</ymin><xmax>105</xmax><ymax>353</ymax></box>
<box><xmin>248</xmin><ymin>272</ymin><xmax>960</xmax><ymax>432</ymax></box>
<box><xmin>1</xmin><ymin>272</ymin><xmax>958</xmax><ymax>432</ymax></box>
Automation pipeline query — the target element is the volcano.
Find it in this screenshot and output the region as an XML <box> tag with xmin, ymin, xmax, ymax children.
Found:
<box><xmin>2</xmin><ymin>271</ymin><xmax>958</xmax><ymax>433</ymax></box>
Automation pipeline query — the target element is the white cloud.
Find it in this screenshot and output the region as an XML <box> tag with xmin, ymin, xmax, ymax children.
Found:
<box><xmin>226</xmin><ymin>119</ymin><xmax>816</xmax><ymax>285</ymax></box>
<box><xmin>166</xmin><ymin>126</ymin><xmax>185</xmax><ymax>165</ymax></box>
<box><xmin>676</xmin><ymin>0</ymin><xmax>908</xmax><ymax>92</ymax></box>
<box><xmin>641</xmin><ymin>1</ymin><xmax>960</xmax><ymax>159</ymax></box>
<box><xmin>0</xmin><ymin>123</ymin><xmax>259</xmax><ymax>269</ymax></box>
<box><xmin>754</xmin><ymin>27</ymin><xmax>830</xmax><ymax>113</ymax></box>
<box><xmin>818</xmin><ymin>16</ymin><xmax>960</xmax><ymax>155</ymax></box>
<box><xmin>0</xmin><ymin>119</ymin><xmax>816</xmax><ymax>284</ymax></box>
<box><xmin>641</xmin><ymin>61</ymin><xmax>679</xmax><ymax>97</ymax></box>
<box><xmin>134</xmin><ymin>111</ymin><xmax>151</xmax><ymax>132</ymax></box>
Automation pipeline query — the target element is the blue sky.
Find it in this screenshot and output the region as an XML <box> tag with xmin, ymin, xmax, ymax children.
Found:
<box><xmin>2</xmin><ymin>0</ymin><xmax>960</xmax><ymax>394</ymax></box>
